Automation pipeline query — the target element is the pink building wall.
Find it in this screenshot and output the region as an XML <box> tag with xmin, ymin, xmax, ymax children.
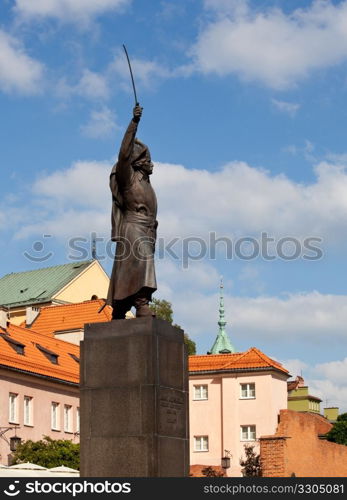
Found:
<box><xmin>0</xmin><ymin>368</ymin><xmax>79</xmax><ymax>465</ymax></box>
<box><xmin>189</xmin><ymin>371</ymin><xmax>288</xmax><ymax>476</ymax></box>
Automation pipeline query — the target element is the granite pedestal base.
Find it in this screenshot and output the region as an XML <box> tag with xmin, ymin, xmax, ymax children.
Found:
<box><xmin>80</xmin><ymin>317</ymin><xmax>189</xmax><ymax>477</ymax></box>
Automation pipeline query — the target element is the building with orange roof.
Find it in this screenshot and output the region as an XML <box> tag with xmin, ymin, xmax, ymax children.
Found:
<box><xmin>189</xmin><ymin>285</ymin><xmax>290</xmax><ymax>476</ymax></box>
<box><xmin>25</xmin><ymin>298</ymin><xmax>135</xmax><ymax>344</ymax></box>
<box><xmin>189</xmin><ymin>347</ymin><xmax>290</xmax><ymax>477</ymax></box>
<box><xmin>0</xmin><ymin>323</ymin><xmax>79</xmax><ymax>465</ymax></box>
<box><xmin>26</xmin><ymin>299</ymin><xmax>113</xmax><ymax>344</ymax></box>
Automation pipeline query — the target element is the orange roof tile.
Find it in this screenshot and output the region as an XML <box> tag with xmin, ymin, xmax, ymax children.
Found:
<box><xmin>189</xmin><ymin>347</ymin><xmax>289</xmax><ymax>375</ymax></box>
<box><xmin>0</xmin><ymin>323</ymin><xmax>80</xmax><ymax>384</ymax></box>
<box><xmin>28</xmin><ymin>299</ymin><xmax>112</xmax><ymax>336</ymax></box>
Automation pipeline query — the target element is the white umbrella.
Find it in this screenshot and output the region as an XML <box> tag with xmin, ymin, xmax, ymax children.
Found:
<box><xmin>49</xmin><ymin>465</ymin><xmax>79</xmax><ymax>474</ymax></box>
<box><xmin>9</xmin><ymin>462</ymin><xmax>47</xmax><ymax>470</ymax></box>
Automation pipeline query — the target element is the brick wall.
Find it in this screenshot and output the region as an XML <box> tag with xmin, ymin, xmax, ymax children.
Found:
<box><xmin>260</xmin><ymin>437</ymin><xmax>286</xmax><ymax>477</ymax></box>
<box><xmin>260</xmin><ymin>410</ymin><xmax>347</xmax><ymax>477</ymax></box>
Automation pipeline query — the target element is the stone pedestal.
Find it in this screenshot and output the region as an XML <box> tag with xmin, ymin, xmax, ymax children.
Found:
<box><xmin>80</xmin><ymin>317</ymin><xmax>189</xmax><ymax>477</ymax></box>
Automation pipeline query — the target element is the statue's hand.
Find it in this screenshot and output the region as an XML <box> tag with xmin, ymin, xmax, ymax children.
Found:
<box><xmin>133</xmin><ymin>104</ymin><xmax>143</xmax><ymax>123</ymax></box>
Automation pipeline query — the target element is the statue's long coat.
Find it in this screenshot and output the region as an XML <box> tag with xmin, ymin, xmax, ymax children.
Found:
<box><xmin>107</xmin><ymin>119</ymin><xmax>157</xmax><ymax>303</ymax></box>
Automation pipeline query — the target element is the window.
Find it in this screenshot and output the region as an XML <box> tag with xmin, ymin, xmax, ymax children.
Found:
<box><xmin>36</xmin><ymin>344</ymin><xmax>59</xmax><ymax>365</ymax></box>
<box><xmin>24</xmin><ymin>396</ymin><xmax>33</xmax><ymax>426</ymax></box>
<box><xmin>193</xmin><ymin>385</ymin><xmax>208</xmax><ymax>400</ymax></box>
<box><xmin>241</xmin><ymin>425</ymin><xmax>256</xmax><ymax>441</ymax></box>
<box><xmin>64</xmin><ymin>405</ymin><xmax>72</xmax><ymax>433</ymax></box>
<box><xmin>240</xmin><ymin>383</ymin><xmax>256</xmax><ymax>399</ymax></box>
<box><xmin>51</xmin><ymin>402</ymin><xmax>60</xmax><ymax>430</ymax></box>
<box><xmin>69</xmin><ymin>353</ymin><xmax>80</xmax><ymax>363</ymax></box>
<box><xmin>9</xmin><ymin>393</ymin><xmax>18</xmax><ymax>423</ymax></box>
<box><xmin>76</xmin><ymin>407</ymin><xmax>80</xmax><ymax>434</ymax></box>
<box><xmin>194</xmin><ymin>436</ymin><xmax>209</xmax><ymax>452</ymax></box>
<box><xmin>2</xmin><ymin>335</ymin><xmax>25</xmax><ymax>355</ymax></box>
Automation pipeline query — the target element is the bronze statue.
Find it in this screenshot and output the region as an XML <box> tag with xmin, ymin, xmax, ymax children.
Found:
<box><xmin>107</xmin><ymin>104</ymin><xmax>158</xmax><ymax>319</ymax></box>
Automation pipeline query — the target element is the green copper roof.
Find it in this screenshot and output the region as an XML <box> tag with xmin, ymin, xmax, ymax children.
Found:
<box><xmin>0</xmin><ymin>260</ymin><xmax>93</xmax><ymax>308</ymax></box>
<box><xmin>209</xmin><ymin>278</ymin><xmax>236</xmax><ymax>354</ymax></box>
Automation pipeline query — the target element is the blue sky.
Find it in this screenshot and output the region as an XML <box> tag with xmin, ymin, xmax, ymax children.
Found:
<box><xmin>1</xmin><ymin>0</ymin><xmax>347</xmax><ymax>411</ymax></box>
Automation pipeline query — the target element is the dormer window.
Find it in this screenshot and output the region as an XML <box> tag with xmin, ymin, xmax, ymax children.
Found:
<box><xmin>36</xmin><ymin>344</ymin><xmax>59</xmax><ymax>364</ymax></box>
<box><xmin>69</xmin><ymin>353</ymin><xmax>80</xmax><ymax>363</ymax></box>
<box><xmin>1</xmin><ymin>334</ymin><xmax>25</xmax><ymax>355</ymax></box>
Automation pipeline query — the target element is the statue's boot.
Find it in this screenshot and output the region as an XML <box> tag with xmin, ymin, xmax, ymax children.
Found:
<box><xmin>136</xmin><ymin>304</ymin><xmax>155</xmax><ymax>317</ymax></box>
<box><xmin>135</xmin><ymin>295</ymin><xmax>155</xmax><ymax>318</ymax></box>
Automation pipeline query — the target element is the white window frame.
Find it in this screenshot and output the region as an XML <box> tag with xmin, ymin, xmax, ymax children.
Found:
<box><xmin>76</xmin><ymin>407</ymin><xmax>80</xmax><ymax>434</ymax></box>
<box><xmin>193</xmin><ymin>384</ymin><xmax>208</xmax><ymax>400</ymax></box>
<box><xmin>194</xmin><ymin>435</ymin><xmax>209</xmax><ymax>452</ymax></box>
<box><xmin>64</xmin><ymin>404</ymin><xmax>73</xmax><ymax>433</ymax></box>
<box><xmin>51</xmin><ymin>402</ymin><xmax>60</xmax><ymax>431</ymax></box>
<box><xmin>240</xmin><ymin>425</ymin><xmax>256</xmax><ymax>441</ymax></box>
<box><xmin>24</xmin><ymin>396</ymin><xmax>33</xmax><ymax>426</ymax></box>
<box><xmin>9</xmin><ymin>393</ymin><xmax>18</xmax><ymax>424</ymax></box>
<box><xmin>240</xmin><ymin>383</ymin><xmax>256</xmax><ymax>399</ymax></box>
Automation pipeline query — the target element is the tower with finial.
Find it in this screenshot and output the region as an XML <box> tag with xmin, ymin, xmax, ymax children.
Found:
<box><xmin>208</xmin><ymin>277</ymin><xmax>236</xmax><ymax>354</ymax></box>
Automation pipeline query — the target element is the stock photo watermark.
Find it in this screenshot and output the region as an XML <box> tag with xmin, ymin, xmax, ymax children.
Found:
<box><xmin>22</xmin><ymin>232</ymin><xmax>324</xmax><ymax>268</ymax></box>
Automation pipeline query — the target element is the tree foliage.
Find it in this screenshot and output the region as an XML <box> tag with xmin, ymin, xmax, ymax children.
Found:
<box><xmin>12</xmin><ymin>436</ymin><xmax>80</xmax><ymax>470</ymax></box>
<box><xmin>240</xmin><ymin>444</ymin><xmax>261</xmax><ymax>477</ymax></box>
<box><xmin>150</xmin><ymin>298</ymin><xmax>196</xmax><ymax>355</ymax></box>
<box><xmin>150</xmin><ymin>298</ymin><xmax>173</xmax><ymax>323</ymax></box>
<box><xmin>201</xmin><ymin>466</ymin><xmax>224</xmax><ymax>477</ymax></box>
<box><xmin>326</xmin><ymin>413</ymin><xmax>347</xmax><ymax>446</ymax></box>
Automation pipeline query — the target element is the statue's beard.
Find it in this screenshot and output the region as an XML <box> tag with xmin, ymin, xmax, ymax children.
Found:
<box><xmin>133</xmin><ymin>160</ymin><xmax>153</xmax><ymax>175</ymax></box>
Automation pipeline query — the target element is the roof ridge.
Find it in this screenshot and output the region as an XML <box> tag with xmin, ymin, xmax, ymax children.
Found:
<box><xmin>1</xmin><ymin>260</ymin><xmax>93</xmax><ymax>278</ymax></box>
<box><xmin>190</xmin><ymin>352</ymin><xmax>239</xmax><ymax>360</ymax></box>
<box><xmin>225</xmin><ymin>348</ymin><xmax>250</xmax><ymax>362</ymax></box>
<box><xmin>250</xmin><ymin>346</ymin><xmax>285</xmax><ymax>369</ymax></box>
<box><xmin>39</xmin><ymin>298</ymin><xmax>106</xmax><ymax>311</ymax></box>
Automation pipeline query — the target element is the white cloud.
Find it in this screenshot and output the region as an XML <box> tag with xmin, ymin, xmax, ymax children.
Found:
<box><xmin>56</xmin><ymin>70</ymin><xmax>109</xmax><ymax>101</ymax></box>
<box><xmin>226</xmin><ymin>292</ymin><xmax>347</xmax><ymax>339</ymax></box>
<box><xmin>16</xmin><ymin>209</ymin><xmax>108</xmax><ymax>240</ymax></box>
<box><xmin>152</xmin><ymin>159</ymin><xmax>347</xmax><ymax>243</ymax></box>
<box><xmin>14</xmin><ymin>0</ymin><xmax>130</xmax><ymax>24</ymax></box>
<box><xmin>11</xmin><ymin>154</ymin><xmax>347</xmax><ymax>246</ymax></box>
<box><xmin>33</xmin><ymin>160</ymin><xmax>110</xmax><ymax>207</ymax></box>
<box><xmin>272</xmin><ymin>99</ymin><xmax>300</xmax><ymax>117</ymax></box>
<box><xmin>76</xmin><ymin>70</ymin><xmax>109</xmax><ymax>100</ymax></box>
<box><xmin>0</xmin><ymin>29</ymin><xmax>44</xmax><ymax>94</ymax></box>
<box><xmin>81</xmin><ymin>107</ymin><xmax>119</xmax><ymax>139</ymax></box>
<box><xmin>192</xmin><ymin>0</ymin><xmax>347</xmax><ymax>89</ymax></box>
<box><xmin>314</xmin><ymin>358</ymin><xmax>347</xmax><ymax>386</ymax></box>
<box><xmin>309</xmin><ymin>378</ymin><xmax>347</xmax><ymax>412</ymax></box>
<box><xmin>109</xmin><ymin>51</ymin><xmax>172</xmax><ymax>92</ymax></box>
<box><xmin>280</xmin><ymin>359</ymin><xmax>308</xmax><ymax>379</ymax></box>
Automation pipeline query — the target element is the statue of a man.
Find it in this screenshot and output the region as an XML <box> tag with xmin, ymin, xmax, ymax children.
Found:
<box><xmin>107</xmin><ymin>104</ymin><xmax>158</xmax><ymax>319</ymax></box>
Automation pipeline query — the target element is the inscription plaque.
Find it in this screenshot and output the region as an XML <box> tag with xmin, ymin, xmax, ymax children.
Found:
<box><xmin>158</xmin><ymin>388</ymin><xmax>185</xmax><ymax>437</ymax></box>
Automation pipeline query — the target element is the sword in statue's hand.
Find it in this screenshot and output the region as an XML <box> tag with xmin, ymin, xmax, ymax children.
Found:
<box><xmin>123</xmin><ymin>44</ymin><xmax>139</xmax><ymax>107</ymax></box>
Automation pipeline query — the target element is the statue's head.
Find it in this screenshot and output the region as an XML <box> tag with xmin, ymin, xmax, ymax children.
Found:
<box><xmin>132</xmin><ymin>138</ymin><xmax>153</xmax><ymax>175</ymax></box>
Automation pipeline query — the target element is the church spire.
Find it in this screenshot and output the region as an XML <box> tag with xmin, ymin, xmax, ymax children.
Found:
<box><xmin>208</xmin><ymin>278</ymin><xmax>236</xmax><ymax>354</ymax></box>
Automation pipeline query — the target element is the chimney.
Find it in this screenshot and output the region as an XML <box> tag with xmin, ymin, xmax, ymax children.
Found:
<box><xmin>26</xmin><ymin>306</ymin><xmax>40</xmax><ymax>326</ymax></box>
<box><xmin>0</xmin><ymin>308</ymin><xmax>9</xmax><ymax>330</ymax></box>
<box><xmin>324</xmin><ymin>407</ymin><xmax>339</xmax><ymax>422</ymax></box>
